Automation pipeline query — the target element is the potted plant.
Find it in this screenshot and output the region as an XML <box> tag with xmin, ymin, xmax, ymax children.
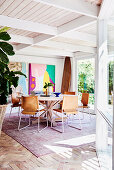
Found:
<box><xmin>43</xmin><ymin>82</ymin><xmax>54</xmax><ymax>95</ymax></box>
<box><xmin>0</xmin><ymin>27</ymin><xmax>26</xmax><ymax>135</ymax></box>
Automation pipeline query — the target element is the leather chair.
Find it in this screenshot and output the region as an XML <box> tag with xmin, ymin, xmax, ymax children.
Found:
<box><xmin>18</xmin><ymin>96</ymin><xmax>48</xmax><ymax>132</ymax></box>
<box><xmin>52</xmin><ymin>95</ymin><xmax>82</xmax><ymax>133</ymax></box>
<box><xmin>9</xmin><ymin>92</ymin><xmax>21</xmax><ymax>117</ymax></box>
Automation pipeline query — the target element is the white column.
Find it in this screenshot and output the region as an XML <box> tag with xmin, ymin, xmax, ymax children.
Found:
<box><xmin>75</xmin><ymin>59</ymin><xmax>78</xmax><ymax>94</ymax></box>
<box><xmin>70</xmin><ymin>57</ymin><xmax>76</xmax><ymax>92</ymax></box>
<box><xmin>95</xmin><ymin>19</ymin><xmax>108</xmax><ymax>155</ymax></box>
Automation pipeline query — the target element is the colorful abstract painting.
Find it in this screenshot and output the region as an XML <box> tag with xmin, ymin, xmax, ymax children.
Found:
<box><xmin>29</xmin><ymin>64</ymin><xmax>55</xmax><ymax>94</ymax></box>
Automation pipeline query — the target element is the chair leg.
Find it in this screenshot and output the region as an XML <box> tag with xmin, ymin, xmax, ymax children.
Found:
<box><xmin>62</xmin><ymin>112</ymin><xmax>64</xmax><ymax>133</ymax></box>
<box><xmin>37</xmin><ymin>111</ymin><xmax>48</xmax><ymax>133</ymax></box>
<box><xmin>88</xmin><ymin>108</ymin><xmax>91</xmax><ymax>123</ymax></box>
<box><xmin>38</xmin><ymin>112</ymin><xmax>40</xmax><ymax>132</ymax></box>
<box><xmin>18</xmin><ymin>114</ymin><xmax>31</xmax><ymax>131</ymax></box>
<box><xmin>18</xmin><ymin>107</ymin><xmax>21</xmax><ymax>117</ymax></box>
<box><xmin>78</xmin><ymin>112</ymin><xmax>82</xmax><ymax>129</ymax></box>
<box><xmin>9</xmin><ymin>106</ymin><xmax>12</xmax><ymax>118</ymax></box>
<box><xmin>68</xmin><ymin>113</ymin><xmax>82</xmax><ymax>130</ymax></box>
<box><xmin>18</xmin><ymin>113</ymin><xmax>22</xmax><ymax>130</ymax></box>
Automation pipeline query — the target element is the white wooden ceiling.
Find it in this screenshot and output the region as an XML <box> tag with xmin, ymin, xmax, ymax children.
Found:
<box><xmin>0</xmin><ymin>0</ymin><xmax>114</xmax><ymax>58</ymax></box>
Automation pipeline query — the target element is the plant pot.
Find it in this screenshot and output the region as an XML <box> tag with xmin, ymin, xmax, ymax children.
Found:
<box><xmin>0</xmin><ymin>105</ymin><xmax>7</xmax><ymax>136</ymax></box>
<box><xmin>48</xmin><ymin>86</ymin><xmax>53</xmax><ymax>95</ymax></box>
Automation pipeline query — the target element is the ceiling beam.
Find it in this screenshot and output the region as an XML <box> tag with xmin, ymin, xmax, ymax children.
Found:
<box><xmin>98</xmin><ymin>0</ymin><xmax>114</xmax><ymax>19</ymax></box>
<box><xmin>15</xmin><ymin>46</ymin><xmax>74</xmax><ymax>57</ymax></box>
<box><xmin>9</xmin><ymin>34</ymin><xmax>33</xmax><ymax>44</ymax></box>
<box><xmin>9</xmin><ymin>29</ymin><xmax>96</xmax><ymax>46</ymax></box>
<box><xmin>0</xmin><ymin>15</ymin><xmax>57</xmax><ymax>35</ymax></box>
<box><xmin>34</xmin><ymin>0</ymin><xmax>99</xmax><ymax>18</ymax></box>
<box><xmin>62</xmin><ymin>30</ymin><xmax>96</xmax><ymax>45</ymax></box>
<box><xmin>58</xmin><ymin>16</ymin><xmax>96</xmax><ymax>34</ymax></box>
<box><xmin>38</xmin><ymin>40</ymin><xmax>96</xmax><ymax>53</ymax></box>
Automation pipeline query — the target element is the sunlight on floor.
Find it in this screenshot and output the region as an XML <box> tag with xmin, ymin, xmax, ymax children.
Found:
<box><xmin>55</xmin><ymin>134</ymin><xmax>96</xmax><ymax>146</ymax></box>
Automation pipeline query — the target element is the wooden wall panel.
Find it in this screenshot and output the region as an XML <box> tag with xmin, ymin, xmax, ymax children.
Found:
<box><xmin>61</xmin><ymin>57</ymin><xmax>71</xmax><ymax>93</ymax></box>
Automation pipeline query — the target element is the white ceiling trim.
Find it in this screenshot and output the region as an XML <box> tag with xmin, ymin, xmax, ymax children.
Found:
<box><xmin>34</xmin><ymin>0</ymin><xmax>99</xmax><ymax>18</ymax></box>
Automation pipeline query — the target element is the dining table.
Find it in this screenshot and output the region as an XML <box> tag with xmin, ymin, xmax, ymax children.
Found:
<box><xmin>32</xmin><ymin>95</ymin><xmax>63</xmax><ymax>125</ymax></box>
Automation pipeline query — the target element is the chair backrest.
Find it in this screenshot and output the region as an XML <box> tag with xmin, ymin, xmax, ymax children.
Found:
<box><xmin>62</xmin><ymin>95</ymin><xmax>78</xmax><ymax>112</ymax></box>
<box><xmin>81</xmin><ymin>93</ymin><xmax>89</xmax><ymax>106</ymax></box>
<box><xmin>12</xmin><ymin>92</ymin><xmax>20</xmax><ymax>105</ymax></box>
<box><xmin>64</xmin><ymin>91</ymin><xmax>76</xmax><ymax>95</ymax></box>
<box><xmin>21</xmin><ymin>96</ymin><xmax>39</xmax><ymax>112</ymax></box>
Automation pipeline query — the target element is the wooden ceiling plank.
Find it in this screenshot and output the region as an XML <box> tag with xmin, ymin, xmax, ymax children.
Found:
<box><xmin>58</xmin><ymin>16</ymin><xmax>96</xmax><ymax>34</ymax></box>
<box><xmin>33</xmin><ymin>7</ymin><xmax>62</xmax><ymax>23</ymax></box>
<box><xmin>25</xmin><ymin>5</ymin><xmax>51</xmax><ymax>22</ymax></box>
<box><xmin>15</xmin><ymin>1</ymin><xmax>38</xmax><ymax>19</ymax></box>
<box><xmin>48</xmin><ymin>13</ymin><xmax>80</xmax><ymax>27</ymax></box>
<box><xmin>34</xmin><ymin>0</ymin><xmax>99</xmax><ymax>18</ymax></box>
<box><xmin>2</xmin><ymin>0</ymin><xmax>24</xmax><ymax>16</ymax></box>
<box><xmin>35</xmin><ymin>9</ymin><xmax>70</xmax><ymax>25</ymax></box>
<box><xmin>20</xmin><ymin>2</ymin><xmax>43</xmax><ymax>20</ymax></box>
<box><xmin>8</xmin><ymin>0</ymin><xmax>32</xmax><ymax>17</ymax></box>
<box><xmin>0</xmin><ymin>0</ymin><xmax>15</xmax><ymax>14</ymax></box>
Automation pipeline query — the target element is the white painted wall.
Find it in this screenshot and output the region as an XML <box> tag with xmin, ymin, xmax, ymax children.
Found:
<box><xmin>9</xmin><ymin>54</ymin><xmax>65</xmax><ymax>93</ymax></box>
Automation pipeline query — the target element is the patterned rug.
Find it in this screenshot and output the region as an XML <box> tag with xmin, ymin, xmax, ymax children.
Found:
<box><xmin>2</xmin><ymin>106</ymin><xmax>96</xmax><ymax>158</ymax></box>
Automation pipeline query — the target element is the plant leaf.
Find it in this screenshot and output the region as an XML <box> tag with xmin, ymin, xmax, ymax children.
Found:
<box><xmin>13</xmin><ymin>71</ymin><xmax>27</xmax><ymax>78</ymax></box>
<box><xmin>0</xmin><ymin>27</ymin><xmax>10</xmax><ymax>33</ymax></box>
<box><xmin>0</xmin><ymin>42</ymin><xmax>15</xmax><ymax>56</ymax></box>
<box><xmin>0</xmin><ymin>49</ymin><xmax>9</xmax><ymax>64</ymax></box>
<box><xmin>0</xmin><ymin>32</ymin><xmax>11</xmax><ymax>41</ymax></box>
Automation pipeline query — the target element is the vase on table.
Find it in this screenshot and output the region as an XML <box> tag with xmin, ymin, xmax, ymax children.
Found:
<box><xmin>48</xmin><ymin>86</ymin><xmax>53</xmax><ymax>95</ymax></box>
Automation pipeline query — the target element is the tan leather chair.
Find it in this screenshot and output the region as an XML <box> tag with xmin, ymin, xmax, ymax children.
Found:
<box><xmin>64</xmin><ymin>92</ymin><xmax>76</xmax><ymax>95</ymax></box>
<box><xmin>81</xmin><ymin>93</ymin><xmax>89</xmax><ymax>106</ymax></box>
<box><xmin>18</xmin><ymin>96</ymin><xmax>48</xmax><ymax>132</ymax></box>
<box><xmin>9</xmin><ymin>92</ymin><xmax>21</xmax><ymax>117</ymax></box>
<box><xmin>60</xmin><ymin>91</ymin><xmax>76</xmax><ymax>108</ymax></box>
<box><xmin>53</xmin><ymin>95</ymin><xmax>82</xmax><ymax>133</ymax></box>
<box><xmin>78</xmin><ymin>93</ymin><xmax>91</xmax><ymax>121</ymax></box>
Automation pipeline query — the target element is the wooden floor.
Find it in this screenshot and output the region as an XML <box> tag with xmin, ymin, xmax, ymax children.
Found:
<box><xmin>0</xmin><ymin>132</ymin><xmax>100</xmax><ymax>170</ymax></box>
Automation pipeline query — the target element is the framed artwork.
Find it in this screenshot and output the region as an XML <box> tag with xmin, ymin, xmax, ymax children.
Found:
<box><xmin>29</xmin><ymin>63</ymin><xmax>55</xmax><ymax>94</ymax></box>
<box><xmin>8</xmin><ymin>62</ymin><xmax>27</xmax><ymax>95</ymax></box>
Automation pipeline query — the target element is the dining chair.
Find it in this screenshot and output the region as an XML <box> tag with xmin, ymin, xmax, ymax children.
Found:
<box><xmin>64</xmin><ymin>91</ymin><xmax>76</xmax><ymax>95</ymax></box>
<box><xmin>59</xmin><ymin>91</ymin><xmax>76</xmax><ymax>108</ymax></box>
<box><xmin>9</xmin><ymin>92</ymin><xmax>21</xmax><ymax>117</ymax></box>
<box><xmin>78</xmin><ymin>93</ymin><xmax>91</xmax><ymax>121</ymax></box>
<box><xmin>52</xmin><ymin>95</ymin><xmax>82</xmax><ymax>133</ymax></box>
<box><xmin>18</xmin><ymin>96</ymin><xmax>48</xmax><ymax>132</ymax></box>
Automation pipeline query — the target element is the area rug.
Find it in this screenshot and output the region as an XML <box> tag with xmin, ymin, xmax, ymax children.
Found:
<box><xmin>2</xmin><ymin>107</ymin><xmax>96</xmax><ymax>158</ymax></box>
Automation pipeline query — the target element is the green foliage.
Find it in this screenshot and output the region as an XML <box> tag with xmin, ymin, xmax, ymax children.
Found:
<box><xmin>78</xmin><ymin>59</ymin><xmax>95</xmax><ymax>104</ymax></box>
<box><xmin>108</xmin><ymin>61</ymin><xmax>114</xmax><ymax>94</ymax></box>
<box><xmin>43</xmin><ymin>82</ymin><xmax>54</xmax><ymax>89</ymax></box>
<box><xmin>78</xmin><ymin>59</ymin><xmax>95</xmax><ymax>94</ymax></box>
<box><xmin>0</xmin><ymin>27</ymin><xmax>26</xmax><ymax>105</ymax></box>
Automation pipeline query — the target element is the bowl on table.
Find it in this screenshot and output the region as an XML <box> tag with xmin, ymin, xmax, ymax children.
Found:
<box><xmin>54</xmin><ymin>92</ymin><xmax>61</xmax><ymax>97</ymax></box>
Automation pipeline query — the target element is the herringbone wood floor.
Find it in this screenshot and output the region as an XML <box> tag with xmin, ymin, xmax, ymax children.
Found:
<box><xmin>0</xmin><ymin>131</ymin><xmax>100</xmax><ymax>170</ymax></box>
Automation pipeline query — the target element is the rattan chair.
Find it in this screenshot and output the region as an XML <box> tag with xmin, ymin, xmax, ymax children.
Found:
<box><xmin>52</xmin><ymin>95</ymin><xmax>82</xmax><ymax>133</ymax></box>
<box><xmin>18</xmin><ymin>96</ymin><xmax>48</xmax><ymax>132</ymax></box>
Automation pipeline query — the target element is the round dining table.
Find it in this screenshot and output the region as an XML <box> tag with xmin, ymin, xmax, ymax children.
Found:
<box><xmin>38</xmin><ymin>95</ymin><xmax>63</xmax><ymax>121</ymax></box>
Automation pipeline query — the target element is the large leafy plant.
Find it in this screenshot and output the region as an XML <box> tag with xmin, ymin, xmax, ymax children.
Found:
<box><xmin>0</xmin><ymin>27</ymin><xmax>26</xmax><ymax>105</ymax></box>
